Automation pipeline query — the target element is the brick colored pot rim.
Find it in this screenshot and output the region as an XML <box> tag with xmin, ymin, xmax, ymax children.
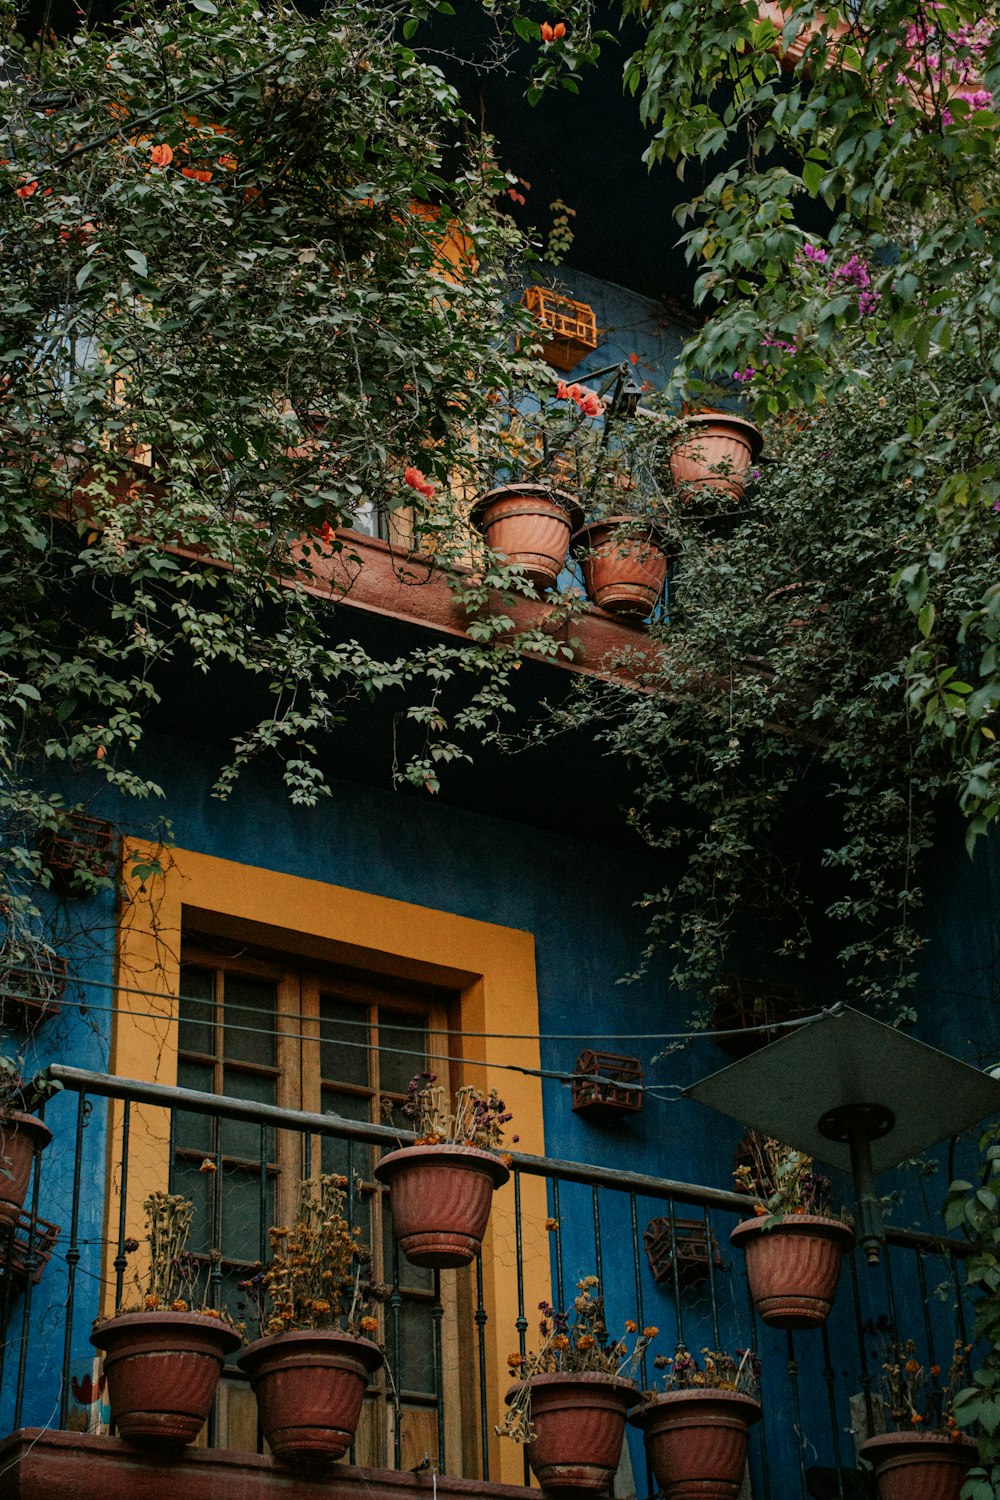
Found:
<box><xmin>631</xmin><ymin>1389</ymin><xmax>762</xmax><ymax>1429</ymax></box>
<box><xmin>374</xmin><ymin>1143</ymin><xmax>511</xmax><ymax>1190</ymax></box>
<box><xmin>673</xmin><ymin>413</ymin><xmax>763</xmax><ymax>459</ymax></box>
<box><xmin>90</xmin><ymin>1309</ymin><xmax>243</xmax><ymax>1354</ymax></box>
<box><xmin>571</xmin><ymin>517</ymin><xmax>673</xmax><ymax>552</ymax></box>
<box><xmin>505</xmin><ymin>1373</ymin><xmax>641</xmax><ymax>1409</ymax></box>
<box><xmin>730</xmin><ymin>1214</ymin><xmax>855</xmax><ymax>1250</ymax></box>
<box><xmin>860</xmin><ymin>1431</ymin><xmax>978</xmax><ymax>1458</ymax></box>
<box><xmin>0</xmin><ymin>1111</ymin><xmax>52</xmax><ymax>1149</ymax></box>
<box><xmin>471</xmin><ymin>485</ymin><xmax>584</xmax><ymax>533</ymax></box>
<box><xmin>239</xmin><ymin>1328</ymin><xmax>383</xmax><ymax>1375</ymax></box>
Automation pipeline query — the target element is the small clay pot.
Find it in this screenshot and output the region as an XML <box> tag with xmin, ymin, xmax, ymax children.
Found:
<box><xmin>572</xmin><ymin>517</ymin><xmax>670</xmax><ymax>618</ymax></box>
<box><xmin>633</xmin><ymin>1389</ymin><xmax>762</xmax><ymax>1500</ymax></box>
<box><xmin>239</xmin><ymin>1328</ymin><xmax>382</xmax><ymax>1465</ymax></box>
<box><xmin>508</xmin><ymin>1372</ymin><xmax>640</xmax><ymax>1494</ymax></box>
<box><xmin>669</xmin><ymin>414</ymin><xmax>763</xmax><ymax>503</ymax></box>
<box><xmin>374</xmin><ymin>1144</ymin><xmax>510</xmax><ymax>1269</ymax></box>
<box><xmin>91</xmin><ymin>1310</ymin><xmax>242</xmax><ymax>1446</ymax></box>
<box><xmin>730</xmin><ymin>1214</ymin><xmax>855</xmax><ymax>1329</ymax></box>
<box><xmin>0</xmin><ymin>1112</ymin><xmax>52</xmax><ymax>1230</ymax></box>
<box><xmin>859</xmin><ymin>1431</ymin><xmax>979</xmax><ymax>1500</ymax></box>
<box><xmin>471</xmin><ymin>484</ymin><xmax>583</xmax><ymax>590</ymax></box>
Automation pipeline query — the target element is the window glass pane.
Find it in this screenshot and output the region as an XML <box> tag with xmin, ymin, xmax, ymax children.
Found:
<box><xmin>383</xmin><ymin>1209</ymin><xmax>433</xmax><ymax>1294</ymax></box>
<box><xmin>171</xmin><ymin>1154</ymin><xmax>214</xmax><ymax>1255</ymax></box>
<box><xmin>175</xmin><ymin>1061</ymin><xmax>214</xmax><ymax>1152</ymax></box>
<box><xmin>385</xmin><ymin>1298</ymin><xmax>436</xmax><ymax>1396</ymax></box>
<box><xmin>378</xmin><ymin>1009</ymin><xmax>426</xmax><ymax>1097</ymax></box>
<box><xmin>321</xmin><ymin>1088</ymin><xmax>373</xmax><ymax>1179</ymax></box>
<box><xmin>223</xmin><ymin>974</ymin><xmax>277</xmax><ymax>1067</ymax></box>
<box><xmin>178</xmin><ymin>965</ymin><xmax>215</xmax><ymax>1056</ymax></box>
<box><xmin>319</xmin><ymin>996</ymin><xmax>370</xmax><ymax>1087</ymax></box>
<box><xmin>220</xmin><ymin>1162</ymin><xmax>274</xmax><ymax>1264</ymax></box>
<box><xmin>222</xmin><ymin>1068</ymin><xmax>275</xmax><ymax>1161</ymax></box>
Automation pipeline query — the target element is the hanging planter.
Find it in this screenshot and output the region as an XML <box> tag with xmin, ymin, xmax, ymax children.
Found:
<box><xmin>0</xmin><ymin>1112</ymin><xmax>52</xmax><ymax>1230</ymax></box>
<box><xmin>374</xmin><ymin>1142</ymin><xmax>510</xmax><ymax>1269</ymax></box>
<box><xmin>730</xmin><ymin>1214</ymin><xmax>855</xmax><ymax>1329</ymax></box>
<box><xmin>633</xmin><ymin>1388</ymin><xmax>762</xmax><ymax>1500</ymax></box>
<box><xmin>859</xmin><ymin>1431</ymin><xmax>978</xmax><ymax>1500</ymax></box>
<box><xmin>239</xmin><ymin>1328</ymin><xmax>382</xmax><ymax>1465</ymax></box>
<box><xmin>471</xmin><ymin>484</ymin><xmax>583</xmax><ymax>591</ymax></box>
<box><xmin>507</xmin><ymin>1372</ymin><xmax>640</xmax><ymax>1494</ymax></box>
<box><xmin>572</xmin><ymin>517</ymin><xmax>670</xmax><ymax>619</ymax></box>
<box><xmin>91</xmin><ymin>1309</ymin><xmax>241</xmax><ymax>1446</ymax></box>
<box><xmin>0</xmin><ymin>946</ymin><xmax>67</xmax><ymax>1032</ymax></box>
<box><xmin>668</xmin><ymin>414</ymin><xmax>763</xmax><ymax>506</ymax></box>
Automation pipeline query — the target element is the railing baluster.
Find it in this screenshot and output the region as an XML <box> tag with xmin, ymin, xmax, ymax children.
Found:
<box><xmin>820</xmin><ymin>1323</ymin><xmax>845</xmax><ymax>1500</ymax></box>
<box><xmin>432</xmin><ymin>1268</ymin><xmax>446</xmax><ymax>1473</ymax></box>
<box><xmin>113</xmin><ymin>1098</ymin><xmax>131</xmax><ymax>1310</ymax></box>
<box><xmin>591</xmin><ymin>1184</ymin><xmax>603</xmax><ymax>1290</ymax></box>
<box><xmin>666</xmin><ymin>1197</ymin><xmax>685</xmax><ymax>1354</ymax></box>
<box><xmin>703</xmin><ymin>1205</ymin><xmax>720</xmax><ymax>1350</ymax></box>
<box><xmin>848</xmin><ymin>1248</ymin><xmax>875</xmax><ymax>1440</ymax></box>
<box><xmin>391</xmin><ymin>1233</ymin><xmax>402</xmax><ymax>1470</ymax></box>
<box><xmin>552</xmin><ymin>1178</ymin><xmax>564</xmax><ymax>1315</ymax></box>
<box><xmin>629</xmin><ymin>1190</ymin><xmax>653</xmax><ymax>1500</ymax></box>
<box><xmin>59</xmin><ymin>1090</ymin><xmax>88</xmax><ymax>1429</ymax></box>
<box><xmin>515</xmin><ymin>1170</ymin><xmax>530</xmax><ymax>1486</ymax></box>
<box><xmin>475</xmin><ymin>1252</ymin><xmax>490</xmax><ymax>1480</ymax></box>
<box><xmin>14</xmin><ymin>1108</ymin><xmax>45</xmax><ymax>1431</ymax></box>
<box><xmin>785</xmin><ymin>1330</ymin><xmax>808</xmax><ymax>1500</ymax></box>
<box><xmin>951</xmin><ymin>1248</ymin><xmax>969</xmax><ymax>1347</ymax></box>
<box><xmin>746</xmin><ymin>1274</ymin><xmax>772</xmax><ymax>1500</ymax></box>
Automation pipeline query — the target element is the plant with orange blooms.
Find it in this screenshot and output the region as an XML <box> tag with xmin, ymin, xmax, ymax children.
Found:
<box><xmin>873</xmin><ymin>1335</ymin><xmax>971</xmax><ymax>1436</ymax></box>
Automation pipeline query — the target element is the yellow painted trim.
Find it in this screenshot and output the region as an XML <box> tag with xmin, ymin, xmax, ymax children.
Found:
<box><xmin>111</xmin><ymin>842</ymin><xmax>550</xmax><ymax>1483</ymax></box>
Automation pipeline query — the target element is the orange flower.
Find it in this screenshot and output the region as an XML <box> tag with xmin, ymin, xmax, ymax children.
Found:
<box><xmin>15</xmin><ymin>179</ymin><xmax>37</xmax><ymax>198</ymax></box>
<box><xmin>540</xmin><ymin>22</ymin><xmax>554</xmax><ymax>40</ymax></box>
<box><xmin>181</xmin><ymin>167</ymin><xmax>212</xmax><ymax>183</ymax></box>
<box><xmin>359</xmin><ymin>1315</ymin><xmax>379</xmax><ymax>1333</ymax></box>
<box><xmin>218</xmin><ymin>153</ymin><xmax>238</xmax><ymax>172</ymax></box>
<box><xmin>403</xmin><ymin>464</ymin><xmax>435</xmax><ymax>499</ymax></box>
<box><xmin>625</xmin><ymin>1320</ymin><xmax>637</xmax><ymax>1333</ymax></box>
<box><xmin>149</xmin><ymin>143</ymin><xmax>173</xmax><ymax>168</ymax></box>
<box><xmin>552</xmin><ymin>22</ymin><xmax>567</xmax><ymax>38</ymax></box>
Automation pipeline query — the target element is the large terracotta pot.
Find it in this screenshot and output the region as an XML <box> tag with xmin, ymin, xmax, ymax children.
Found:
<box><xmin>91</xmin><ymin>1310</ymin><xmax>242</xmax><ymax>1446</ymax></box>
<box><xmin>471</xmin><ymin>484</ymin><xmax>583</xmax><ymax>590</ymax></box>
<box><xmin>374</xmin><ymin>1144</ymin><xmax>510</xmax><ymax>1269</ymax></box>
<box><xmin>730</xmin><ymin>1214</ymin><xmax>855</xmax><ymax>1329</ymax></box>
<box><xmin>633</xmin><ymin>1389</ymin><xmax>762</xmax><ymax>1500</ymax></box>
<box><xmin>668</xmin><ymin>414</ymin><xmax>762</xmax><ymax>503</ymax></box>
<box><xmin>508</xmin><ymin>1372</ymin><xmax>640</xmax><ymax>1494</ymax></box>
<box><xmin>0</xmin><ymin>1112</ymin><xmax>52</xmax><ymax>1230</ymax></box>
<box><xmin>859</xmin><ymin>1431</ymin><xmax>978</xmax><ymax>1500</ymax></box>
<box><xmin>571</xmin><ymin>517</ymin><xmax>670</xmax><ymax>619</ymax></box>
<box><xmin>239</xmin><ymin>1329</ymin><xmax>382</xmax><ymax>1465</ymax></box>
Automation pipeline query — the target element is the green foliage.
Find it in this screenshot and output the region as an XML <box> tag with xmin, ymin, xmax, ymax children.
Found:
<box><xmin>945</xmin><ymin>1130</ymin><xmax>1000</xmax><ymax>1492</ymax></box>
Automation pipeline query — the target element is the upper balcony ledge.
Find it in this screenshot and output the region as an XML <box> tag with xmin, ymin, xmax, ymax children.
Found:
<box><xmin>0</xmin><ymin>1430</ymin><xmax>537</xmax><ymax>1500</ymax></box>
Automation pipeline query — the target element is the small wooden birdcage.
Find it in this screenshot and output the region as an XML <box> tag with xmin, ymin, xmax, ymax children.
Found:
<box><xmin>710</xmin><ymin>974</ymin><xmax>809</xmax><ymax>1055</ymax></box>
<box><xmin>644</xmin><ymin>1216</ymin><xmax>722</xmax><ymax>1287</ymax></box>
<box><xmin>0</xmin><ymin>1209</ymin><xmax>60</xmax><ymax>1292</ymax></box>
<box><xmin>41</xmin><ymin>813</ymin><xmax>116</xmax><ymax>893</ymax></box>
<box><xmin>0</xmin><ymin>947</ymin><xmax>67</xmax><ymax>1031</ymax></box>
<box><xmin>522</xmin><ymin>287</ymin><xmax>599</xmax><ymax>372</ymax></box>
<box><xmin>571</xmin><ymin>1050</ymin><xmax>643</xmax><ymax>1116</ymax></box>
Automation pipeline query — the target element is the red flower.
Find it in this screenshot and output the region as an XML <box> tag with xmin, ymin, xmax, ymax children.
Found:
<box><xmin>404</xmin><ymin>464</ymin><xmax>436</xmax><ymax>499</ymax></box>
<box><xmin>15</xmin><ymin>179</ymin><xmax>37</xmax><ymax>198</ymax></box>
<box><xmin>149</xmin><ymin>143</ymin><xmax>173</xmax><ymax>168</ymax></box>
<box><xmin>540</xmin><ymin>22</ymin><xmax>554</xmax><ymax>41</ymax></box>
<box><xmin>628</xmin><ymin>352</ymin><xmax>640</xmax><ymax>365</ymax></box>
<box><xmin>552</xmin><ymin>22</ymin><xmax>567</xmax><ymax>38</ymax></box>
<box><xmin>181</xmin><ymin>167</ymin><xmax>212</xmax><ymax>183</ymax></box>
<box><xmin>316</xmin><ymin>520</ymin><xmax>336</xmax><ymax>545</ymax></box>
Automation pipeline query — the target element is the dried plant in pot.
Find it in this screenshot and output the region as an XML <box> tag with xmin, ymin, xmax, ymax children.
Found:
<box><xmin>729</xmin><ymin>1135</ymin><xmax>854</xmax><ymax>1329</ymax></box>
<box><xmin>90</xmin><ymin>1192</ymin><xmax>242</xmax><ymax>1446</ymax></box>
<box><xmin>499</xmin><ymin>1277</ymin><xmax>655</xmax><ymax>1494</ymax></box>
<box><xmin>632</xmin><ymin>1347</ymin><xmax>762</xmax><ymax>1500</ymax></box>
<box><xmin>0</xmin><ymin>1059</ymin><xmax>59</xmax><ymax>1230</ymax></box>
<box><xmin>237</xmin><ymin>1175</ymin><xmax>386</xmax><ymax>1466</ymax></box>
<box><xmin>859</xmin><ymin>1338</ymin><xmax>977</xmax><ymax>1500</ymax></box>
<box><xmin>374</xmin><ymin>1073</ymin><xmax>512</xmax><ymax>1269</ymax></box>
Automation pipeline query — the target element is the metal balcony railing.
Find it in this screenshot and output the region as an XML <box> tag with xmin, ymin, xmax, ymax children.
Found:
<box><xmin>0</xmin><ymin>1066</ymin><xmax>975</xmax><ymax>1500</ymax></box>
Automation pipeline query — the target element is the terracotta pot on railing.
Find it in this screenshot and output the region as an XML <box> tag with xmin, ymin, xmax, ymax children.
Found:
<box><xmin>471</xmin><ymin>483</ymin><xmax>583</xmax><ymax>590</ymax></box>
<box><xmin>374</xmin><ymin>1143</ymin><xmax>510</xmax><ymax>1269</ymax></box>
<box><xmin>508</xmin><ymin>1371</ymin><xmax>640</xmax><ymax>1494</ymax></box>
<box><xmin>0</xmin><ymin>1113</ymin><xmax>52</xmax><ymax>1230</ymax></box>
<box><xmin>571</xmin><ymin>517</ymin><xmax>670</xmax><ymax>619</ymax></box>
<box><xmin>859</xmin><ymin>1431</ymin><xmax>979</xmax><ymax>1500</ymax></box>
<box><xmin>669</xmin><ymin>414</ymin><xmax>763</xmax><ymax>504</ymax></box>
<box><xmin>239</xmin><ymin>1329</ymin><xmax>382</xmax><ymax>1465</ymax></box>
<box><xmin>91</xmin><ymin>1310</ymin><xmax>242</xmax><ymax>1446</ymax></box>
<box><xmin>633</xmin><ymin>1389</ymin><xmax>762</xmax><ymax>1500</ymax></box>
<box><xmin>730</xmin><ymin>1214</ymin><xmax>855</xmax><ymax>1329</ymax></box>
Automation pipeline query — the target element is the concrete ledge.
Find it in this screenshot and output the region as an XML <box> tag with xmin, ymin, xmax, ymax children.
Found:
<box><xmin>0</xmin><ymin>1430</ymin><xmax>536</xmax><ymax>1500</ymax></box>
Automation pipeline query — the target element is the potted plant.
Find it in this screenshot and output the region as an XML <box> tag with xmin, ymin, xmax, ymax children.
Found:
<box><xmin>859</xmin><ymin>1338</ymin><xmax>978</xmax><ymax>1500</ymax></box>
<box><xmin>374</xmin><ymin>1073</ymin><xmax>512</xmax><ymax>1268</ymax></box>
<box><xmin>498</xmin><ymin>1276</ymin><xmax>655</xmax><ymax>1493</ymax></box>
<box><xmin>238</xmin><ymin>1174</ymin><xmax>386</xmax><ymax>1465</ymax></box>
<box><xmin>90</xmin><ymin>1192</ymin><xmax>242</xmax><ymax>1446</ymax></box>
<box><xmin>0</xmin><ymin>1058</ymin><xmax>60</xmax><ymax>1229</ymax></box>
<box><xmin>667</xmin><ymin>411</ymin><xmax>763</xmax><ymax>507</ymax></box>
<box><xmin>729</xmin><ymin>1134</ymin><xmax>854</xmax><ymax>1329</ymax></box>
<box><xmin>632</xmin><ymin>1347</ymin><xmax>762</xmax><ymax>1500</ymax></box>
<box><xmin>570</xmin><ymin>512</ymin><xmax>672</xmax><ymax>619</ymax></box>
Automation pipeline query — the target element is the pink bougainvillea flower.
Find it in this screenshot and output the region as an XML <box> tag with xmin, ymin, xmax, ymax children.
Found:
<box><xmin>149</xmin><ymin>142</ymin><xmax>173</xmax><ymax>167</ymax></box>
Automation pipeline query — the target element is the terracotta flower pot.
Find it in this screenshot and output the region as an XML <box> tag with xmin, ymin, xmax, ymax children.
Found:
<box><xmin>374</xmin><ymin>1143</ymin><xmax>510</xmax><ymax>1269</ymax></box>
<box><xmin>730</xmin><ymin>1215</ymin><xmax>855</xmax><ymax>1330</ymax></box>
<box><xmin>859</xmin><ymin>1431</ymin><xmax>978</xmax><ymax>1500</ymax></box>
<box><xmin>0</xmin><ymin>1112</ymin><xmax>52</xmax><ymax>1230</ymax></box>
<box><xmin>669</xmin><ymin>414</ymin><xmax>762</xmax><ymax>504</ymax></box>
<box><xmin>508</xmin><ymin>1371</ymin><xmax>640</xmax><ymax>1494</ymax></box>
<box><xmin>91</xmin><ymin>1310</ymin><xmax>242</xmax><ymax>1446</ymax></box>
<box><xmin>471</xmin><ymin>484</ymin><xmax>583</xmax><ymax>590</ymax></box>
<box><xmin>633</xmin><ymin>1389</ymin><xmax>762</xmax><ymax>1500</ymax></box>
<box><xmin>239</xmin><ymin>1329</ymin><xmax>382</xmax><ymax>1465</ymax></box>
<box><xmin>572</xmin><ymin>517</ymin><xmax>670</xmax><ymax>619</ymax></box>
